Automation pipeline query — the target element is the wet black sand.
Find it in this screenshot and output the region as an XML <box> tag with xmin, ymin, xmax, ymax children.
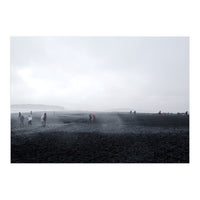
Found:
<box><xmin>11</xmin><ymin>112</ymin><xmax>189</xmax><ymax>163</ymax></box>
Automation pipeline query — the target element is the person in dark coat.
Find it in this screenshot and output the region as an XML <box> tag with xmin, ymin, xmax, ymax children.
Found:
<box><xmin>19</xmin><ymin>114</ymin><xmax>24</xmax><ymax>128</ymax></box>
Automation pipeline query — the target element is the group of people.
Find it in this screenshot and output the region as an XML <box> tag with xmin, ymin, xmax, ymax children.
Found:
<box><xmin>18</xmin><ymin>111</ymin><xmax>47</xmax><ymax>128</ymax></box>
<box><xmin>130</xmin><ymin>110</ymin><xmax>136</xmax><ymax>119</ymax></box>
<box><xmin>130</xmin><ymin>110</ymin><xmax>136</xmax><ymax>115</ymax></box>
<box><xmin>18</xmin><ymin>112</ymin><xmax>32</xmax><ymax>128</ymax></box>
<box><xmin>89</xmin><ymin>113</ymin><xmax>96</xmax><ymax>122</ymax></box>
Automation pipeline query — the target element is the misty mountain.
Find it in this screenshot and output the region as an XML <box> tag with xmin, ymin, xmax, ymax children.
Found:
<box><xmin>11</xmin><ymin>104</ymin><xmax>65</xmax><ymax>113</ymax></box>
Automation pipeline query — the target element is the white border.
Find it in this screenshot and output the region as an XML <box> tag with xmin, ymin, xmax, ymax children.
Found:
<box><xmin>1</xmin><ymin>0</ymin><xmax>199</xmax><ymax>200</ymax></box>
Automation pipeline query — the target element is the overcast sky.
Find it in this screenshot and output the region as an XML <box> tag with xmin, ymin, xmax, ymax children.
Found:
<box><xmin>11</xmin><ymin>37</ymin><xmax>189</xmax><ymax>112</ymax></box>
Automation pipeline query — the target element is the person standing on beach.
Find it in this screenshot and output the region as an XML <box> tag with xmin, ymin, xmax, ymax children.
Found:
<box><xmin>130</xmin><ymin>110</ymin><xmax>133</xmax><ymax>120</ymax></box>
<box><xmin>41</xmin><ymin>113</ymin><xmax>47</xmax><ymax>127</ymax></box>
<box><xmin>18</xmin><ymin>112</ymin><xmax>21</xmax><ymax>126</ymax></box>
<box><xmin>92</xmin><ymin>113</ymin><xmax>96</xmax><ymax>121</ymax></box>
<box><xmin>89</xmin><ymin>113</ymin><xmax>93</xmax><ymax>122</ymax></box>
<box><xmin>19</xmin><ymin>114</ymin><xmax>24</xmax><ymax>128</ymax></box>
<box><xmin>27</xmin><ymin>114</ymin><xmax>32</xmax><ymax>126</ymax></box>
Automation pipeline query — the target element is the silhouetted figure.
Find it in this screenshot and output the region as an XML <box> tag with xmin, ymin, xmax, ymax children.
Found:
<box><xmin>158</xmin><ymin>110</ymin><xmax>161</xmax><ymax>115</ymax></box>
<box><xmin>19</xmin><ymin>115</ymin><xmax>24</xmax><ymax>128</ymax></box>
<box><xmin>134</xmin><ymin>111</ymin><xmax>136</xmax><ymax>114</ymax></box>
<box><xmin>18</xmin><ymin>112</ymin><xmax>21</xmax><ymax>126</ymax></box>
<box><xmin>41</xmin><ymin>113</ymin><xmax>47</xmax><ymax>127</ymax></box>
<box><xmin>130</xmin><ymin>110</ymin><xmax>133</xmax><ymax>120</ymax></box>
<box><xmin>185</xmin><ymin>111</ymin><xmax>188</xmax><ymax>115</ymax></box>
<box><xmin>89</xmin><ymin>114</ymin><xmax>92</xmax><ymax>122</ymax></box>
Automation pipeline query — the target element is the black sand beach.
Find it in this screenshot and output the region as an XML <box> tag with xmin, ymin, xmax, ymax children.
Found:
<box><xmin>11</xmin><ymin>112</ymin><xmax>189</xmax><ymax>163</ymax></box>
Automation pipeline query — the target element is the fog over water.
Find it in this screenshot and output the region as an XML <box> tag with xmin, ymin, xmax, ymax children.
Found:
<box><xmin>11</xmin><ymin>37</ymin><xmax>189</xmax><ymax>112</ymax></box>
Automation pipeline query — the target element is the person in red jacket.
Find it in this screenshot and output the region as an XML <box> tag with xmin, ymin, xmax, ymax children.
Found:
<box><xmin>92</xmin><ymin>114</ymin><xmax>96</xmax><ymax>121</ymax></box>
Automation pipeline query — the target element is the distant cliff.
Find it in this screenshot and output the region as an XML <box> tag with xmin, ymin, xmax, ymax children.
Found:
<box><xmin>11</xmin><ymin>104</ymin><xmax>65</xmax><ymax>113</ymax></box>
